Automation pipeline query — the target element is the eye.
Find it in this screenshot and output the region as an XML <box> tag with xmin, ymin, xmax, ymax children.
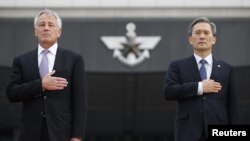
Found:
<box><xmin>194</xmin><ymin>30</ymin><xmax>201</xmax><ymax>35</ymax></box>
<box><xmin>48</xmin><ymin>23</ymin><xmax>55</xmax><ymax>27</ymax></box>
<box><xmin>204</xmin><ymin>31</ymin><xmax>210</xmax><ymax>35</ymax></box>
<box><xmin>38</xmin><ymin>23</ymin><xmax>45</xmax><ymax>27</ymax></box>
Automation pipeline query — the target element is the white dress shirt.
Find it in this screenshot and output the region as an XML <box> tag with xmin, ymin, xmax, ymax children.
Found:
<box><xmin>193</xmin><ymin>53</ymin><xmax>213</xmax><ymax>95</ymax></box>
<box><xmin>38</xmin><ymin>43</ymin><xmax>58</xmax><ymax>72</ymax></box>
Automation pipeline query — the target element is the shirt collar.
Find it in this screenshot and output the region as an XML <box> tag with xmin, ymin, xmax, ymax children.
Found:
<box><xmin>38</xmin><ymin>43</ymin><xmax>58</xmax><ymax>55</ymax></box>
<box><xmin>194</xmin><ymin>53</ymin><xmax>212</xmax><ymax>65</ymax></box>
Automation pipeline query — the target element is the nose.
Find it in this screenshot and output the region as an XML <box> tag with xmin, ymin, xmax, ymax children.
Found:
<box><xmin>200</xmin><ymin>33</ymin><xmax>205</xmax><ymax>38</ymax></box>
<box><xmin>199</xmin><ymin>33</ymin><xmax>206</xmax><ymax>40</ymax></box>
<box><xmin>42</xmin><ymin>24</ymin><xmax>50</xmax><ymax>30</ymax></box>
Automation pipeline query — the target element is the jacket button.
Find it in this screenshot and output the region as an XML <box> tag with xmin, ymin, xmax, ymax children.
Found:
<box><xmin>40</xmin><ymin>112</ymin><xmax>47</xmax><ymax>117</ymax></box>
<box><xmin>43</xmin><ymin>96</ymin><xmax>47</xmax><ymax>100</ymax></box>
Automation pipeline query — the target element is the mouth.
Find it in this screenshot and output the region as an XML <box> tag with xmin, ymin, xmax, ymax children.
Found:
<box><xmin>198</xmin><ymin>42</ymin><xmax>207</xmax><ymax>45</ymax></box>
<box><xmin>42</xmin><ymin>34</ymin><xmax>51</xmax><ymax>37</ymax></box>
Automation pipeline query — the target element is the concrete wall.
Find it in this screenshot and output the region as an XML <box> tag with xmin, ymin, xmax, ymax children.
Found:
<box><xmin>1</xmin><ymin>0</ymin><xmax>250</xmax><ymax>7</ymax></box>
<box><xmin>0</xmin><ymin>0</ymin><xmax>250</xmax><ymax>18</ymax></box>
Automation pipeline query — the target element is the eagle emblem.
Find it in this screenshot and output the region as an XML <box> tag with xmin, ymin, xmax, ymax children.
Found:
<box><xmin>101</xmin><ymin>22</ymin><xmax>161</xmax><ymax>67</ymax></box>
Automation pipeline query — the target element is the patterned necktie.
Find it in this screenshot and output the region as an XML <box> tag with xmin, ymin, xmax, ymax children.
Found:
<box><xmin>39</xmin><ymin>50</ymin><xmax>49</xmax><ymax>78</ymax></box>
<box><xmin>199</xmin><ymin>59</ymin><xmax>207</xmax><ymax>80</ymax></box>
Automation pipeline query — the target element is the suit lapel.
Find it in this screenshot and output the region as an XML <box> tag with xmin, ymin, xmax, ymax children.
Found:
<box><xmin>53</xmin><ymin>47</ymin><xmax>64</xmax><ymax>71</ymax></box>
<box><xmin>28</xmin><ymin>49</ymin><xmax>41</xmax><ymax>79</ymax></box>
<box><xmin>186</xmin><ymin>55</ymin><xmax>201</xmax><ymax>81</ymax></box>
<box><xmin>210</xmin><ymin>57</ymin><xmax>220</xmax><ymax>79</ymax></box>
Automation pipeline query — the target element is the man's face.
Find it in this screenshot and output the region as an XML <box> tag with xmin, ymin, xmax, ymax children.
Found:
<box><xmin>35</xmin><ymin>14</ymin><xmax>61</xmax><ymax>48</ymax></box>
<box><xmin>189</xmin><ymin>22</ymin><xmax>216</xmax><ymax>52</ymax></box>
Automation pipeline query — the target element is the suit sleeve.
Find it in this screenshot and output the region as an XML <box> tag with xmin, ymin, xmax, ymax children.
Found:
<box><xmin>164</xmin><ymin>61</ymin><xmax>198</xmax><ymax>100</ymax></box>
<box><xmin>6</xmin><ymin>57</ymin><xmax>43</xmax><ymax>103</ymax></box>
<box><xmin>71</xmin><ymin>55</ymin><xmax>87</xmax><ymax>139</ymax></box>
<box><xmin>227</xmin><ymin>68</ymin><xmax>240</xmax><ymax>124</ymax></box>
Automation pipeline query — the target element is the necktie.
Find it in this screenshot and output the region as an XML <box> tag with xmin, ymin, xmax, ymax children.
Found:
<box><xmin>39</xmin><ymin>50</ymin><xmax>49</xmax><ymax>78</ymax></box>
<box><xmin>199</xmin><ymin>59</ymin><xmax>207</xmax><ymax>80</ymax></box>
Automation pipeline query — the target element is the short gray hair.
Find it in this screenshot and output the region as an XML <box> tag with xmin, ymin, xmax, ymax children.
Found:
<box><xmin>34</xmin><ymin>9</ymin><xmax>62</xmax><ymax>29</ymax></box>
<box><xmin>188</xmin><ymin>17</ymin><xmax>216</xmax><ymax>36</ymax></box>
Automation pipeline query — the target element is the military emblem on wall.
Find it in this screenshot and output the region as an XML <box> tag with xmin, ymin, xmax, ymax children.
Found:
<box><xmin>101</xmin><ymin>22</ymin><xmax>161</xmax><ymax>67</ymax></box>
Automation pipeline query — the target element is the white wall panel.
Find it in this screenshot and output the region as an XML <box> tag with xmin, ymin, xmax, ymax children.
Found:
<box><xmin>243</xmin><ymin>0</ymin><xmax>250</xmax><ymax>6</ymax></box>
<box><xmin>215</xmin><ymin>0</ymin><xmax>244</xmax><ymax>7</ymax></box>
<box><xmin>72</xmin><ymin>0</ymin><xmax>100</xmax><ymax>7</ymax></box>
<box><xmin>0</xmin><ymin>0</ymin><xmax>15</xmax><ymax>6</ymax></box>
<box><xmin>99</xmin><ymin>0</ymin><xmax>128</xmax><ymax>7</ymax></box>
<box><xmin>156</xmin><ymin>0</ymin><xmax>185</xmax><ymax>7</ymax></box>
<box><xmin>184</xmin><ymin>0</ymin><xmax>213</xmax><ymax>7</ymax></box>
<box><xmin>16</xmin><ymin>0</ymin><xmax>44</xmax><ymax>7</ymax></box>
<box><xmin>0</xmin><ymin>0</ymin><xmax>249</xmax><ymax>18</ymax></box>
<box><xmin>43</xmin><ymin>0</ymin><xmax>71</xmax><ymax>7</ymax></box>
<box><xmin>0</xmin><ymin>0</ymin><xmax>249</xmax><ymax>7</ymax></box>
<box><xmin>128</xmin><ymin>0</ymin><xmax>157</xmax><ymax>7</ymax></box>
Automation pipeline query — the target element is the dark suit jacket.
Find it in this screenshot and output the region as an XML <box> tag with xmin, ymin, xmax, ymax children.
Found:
<box><xmin>6</xmin><ymin>47</ymin><xmax>87</xmax><ymax>141</ymax></box>
<box><xmin>164</xmin><ymin>55</ymin><xmax>240</xmax><ymax>141</ymax></box>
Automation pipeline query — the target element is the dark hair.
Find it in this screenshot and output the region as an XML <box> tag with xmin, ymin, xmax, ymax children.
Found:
<box><xmin>188</xmin><ymin>17</ymin><xmax>216</xmax><ymax>36</ymax></box>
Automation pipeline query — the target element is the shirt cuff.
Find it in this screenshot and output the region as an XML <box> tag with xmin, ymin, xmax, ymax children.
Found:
<box><xmin>197</xmin><ymin>82</ymin><xmax>203</xmax><ymax>95</ymax></box>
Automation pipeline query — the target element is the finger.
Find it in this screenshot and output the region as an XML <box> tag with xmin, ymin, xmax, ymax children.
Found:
<box><xmin>213</xmin><ymin>82</ymin><xmax>222</xmax><ymax>86</ymax></box>
<box><xmin>54</xmin><ymin>80</ymin><xmax>68</xmax><ymax>86</ymax></box>
<box><xmin>214</xmin><ymin>88</ymin><xmax>221</xmax><ymax>92</ymax></box>
<box><xmin>55</xmin><ymin>86</ymin><xmax>66</xmax><ymax>90</ymax></box>
<box><xmin>49</xmin><ymin>86</ymin><xmax>65</xmax><ymax>90</ymax></box>
<box><xmin>215</xmin><ymin>84</ymin><xmax>222</xmax><ymax>88</ymax></box>
<box><xmin>213</xmin><ymin>87</ymin><xmax>221</xmax><ymax>92</ymax></box>
<box><xmin>208</xmin><ymin>79</ymin><xmax>215</xmax><ymax>82</ymax></box>
<box><xmin>58</xmin><ymin>79</ymin><xmax>68</xmax><ymax>83</ymax></box>
<box><xmin>56</xmin><ymin>83</ymin><xmax>68</xmax><ymax>87</ymax></box>
<box><xmin>55</xmin><ymin>77</ymin><xmax>68</xmax><ymax>82</ymax></box>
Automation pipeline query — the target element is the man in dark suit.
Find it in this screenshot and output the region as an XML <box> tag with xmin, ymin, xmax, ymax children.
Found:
<box><xmin>6</xmin><ymin>9</ymin><xmax>87</xmax><ymax>141</ymax></box>
<box><xmin>163</xmin><ymin>17</ymin><xmax>240</xmax><ymax>141</ymax></box>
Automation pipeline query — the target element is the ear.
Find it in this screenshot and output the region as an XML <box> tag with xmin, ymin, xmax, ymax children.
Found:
<box><xmin>188</xmin><ymin>36</ymin><xmax>193</xmax><ymax>45</ymax></box>
<box><xmin>57</xmin><ymin>28</ymin><xmax>62</xmax><ymax>38</ymax></box>
<box><xmin>34</xmin><ymin>28</ymin><xmax>38</xmax><ymax>37</ymax></box>
<box><xmin>212</xmin><ymin>36</ymin><xmax>216</xmax><ymax>45</ymax></box>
